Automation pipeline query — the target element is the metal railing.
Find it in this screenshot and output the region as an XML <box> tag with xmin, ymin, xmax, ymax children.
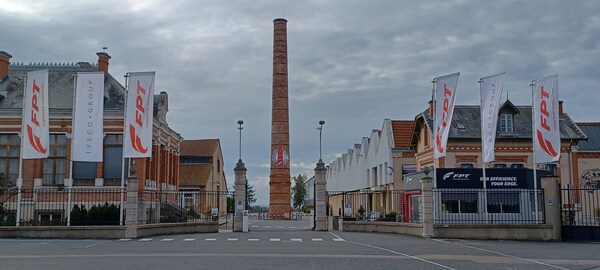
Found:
<box><xmin>141</xmin><ymin>190</ymin><xmax>229</xmax><ymax>224</ymax></box>
<box><xmin>560</xmin><ymin>185</ymin><xmax>600</xmax><ymax>226</ymax></box>
<box><xmin>327</xmin><ymin>190</ymin><xmax>412</xmax><ymax>222</ymax></box>
<box><xmin>433</xmin><ymin>188</ymin><xmax>545</xmax><ymax>224</ymax></box>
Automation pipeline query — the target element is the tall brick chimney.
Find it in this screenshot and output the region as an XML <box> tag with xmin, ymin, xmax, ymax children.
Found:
<box><xmin>0</xmin><ymin>51</ymin><xmax>12</xmax><ymax>79</ymax></box>
<box><xmin>96</xmin><ymin>52</ymin><xmax>111</xmax><ymax>74</ymax></box>
<box><xmin>269</xmin><ymin>18</ymin><xmax>291</xmax><ymax>219</ymax></box>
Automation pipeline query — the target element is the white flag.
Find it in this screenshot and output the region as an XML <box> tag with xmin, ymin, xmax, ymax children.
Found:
<box><xmin>434</xmin><ymin>72</ymin><xmax>460</xmax><ymax>158</ymax></box>
<box><xmin>533</xmin><ymin>74</ymin><xmax>560</xmax><ymax>163</ymax></box>
<box><xmin>72</xmin><ymin>72</ymin><xmax>105</xmax><ymax>162</ymax></box>
<box><xmin>480</xmin><ymin>73</ymin><xmax>505</xmax><ymax>163</ymax></box>
<box><xmin>123</xmin><ymin>72</ymin><xmax>155</xmax><ymax>158</ymax></box>
<box><xmin>22</xmin><ymin>69</ymin><xmax>50</xmax><ymax>159</ymax></box>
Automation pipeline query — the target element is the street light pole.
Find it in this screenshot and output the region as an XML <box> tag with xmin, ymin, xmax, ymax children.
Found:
<box><xmin>314</xmin><ymin>120</ymin><xmax>325</xmax><ymax>230</ymax></box>
<box><xmin>237</xmin><ymin>120</ymin><xmax>247</xmax><ymax>210</ymax></box>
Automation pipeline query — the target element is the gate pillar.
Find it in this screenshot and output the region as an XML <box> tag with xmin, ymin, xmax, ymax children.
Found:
<box><xmin>234</xmin><ymin>159</ymin><xmax>247</xmax><ymax>232</ymax></box>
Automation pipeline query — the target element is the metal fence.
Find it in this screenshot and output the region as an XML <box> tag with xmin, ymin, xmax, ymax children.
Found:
<box><xmin>560</xmin><ymin>186</ymin><xmax>600</xmax><ymax>226</ymax></box>
<box><xmin>434</xmin><ymin>188</ymin><xmax>545</xmax><ymax>224</ymax></box>
<box><xmin>327</xmin><ymin>190</ymin><xmax>413</xmax><ymax>222</ymax></box>
<box><xmin>0</xmin><ymin>188</ymin><xmax>229</xmax><ymax>226</ymax></box>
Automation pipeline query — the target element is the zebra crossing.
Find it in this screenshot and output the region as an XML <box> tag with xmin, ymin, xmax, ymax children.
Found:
<box><xmin>116</xmin><ymin>237</ymin><xmax>345</xmax><ymax>243</ymax></box>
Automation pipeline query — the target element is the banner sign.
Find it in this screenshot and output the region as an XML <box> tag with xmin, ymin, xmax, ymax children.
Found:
<box><xmin>435</xmin><ymin>168</ymin><xmax>550</xmax><ymax>189</ymax></box>
<box><xmin>72</xmin><ymin>72</ymin><xmax>105</xmax><ymax>162</ymax></box>
<box><xmin>480</xmin><ymin>73</ymin><xmax>505</xmax><ymax>163</ymax></box>
<box><xmin>123</xmin><ymin>72</ymin><xmax>155</xmax><ymax>158</ymax></box>
<box><xmin>533</xmin><ymin>74</ymin><xmax>560</xmax><ymax>163</ymax></box>
<box><xmin>434</xmin><ymin>72</ymin><xmax>460</xmax><ymax>158</ymax></box>
<box><xmin>22</xmin><ymin>69</ymin><xmax>50</xmax><ymax>159</ymax></box>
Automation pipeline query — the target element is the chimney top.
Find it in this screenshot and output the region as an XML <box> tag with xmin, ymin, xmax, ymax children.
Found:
<box><xmin>273</xmin><ymin>18</ymin><xmax>287</xmax><ymax>23</ymax></box>
<box><xmin>0</xmin><ymin>51</ymin><xmax>13</xmax><ymax>59</ymax></box>
<box><xmin>96</xmin><ymin>52</ymin><xmax>111</xmax><ymax>74</ymax></box>
<box><xmin>0</xmin><ymin>51</ymin><xmax>12</xmax><ymax>80</ymax></box>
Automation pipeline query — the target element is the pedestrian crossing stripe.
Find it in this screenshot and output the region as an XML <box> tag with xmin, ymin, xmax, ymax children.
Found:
<box><xmin>160</xmin><ymin>239</ymin><xmax>174</xmax><ymax>242</ymax></box>
<box><xmin>291</xmin><ymin>238</ymin><xmax>302</xmax><ymax>242</ymax></box>
<box><xmin>226</xmin><ymin>238</ymin><xmax>238</xmax><ymax>241</ymax></box>
<box><xmin>312</xmin><ymin>238</ymin><xmax>324</xmax><ymax>242</ymax></box>
<box><xmin>269</xmin><ymin>238</ymin><xmax>281</xmax><ymax>242</ymax></box>
<box><xmin>333</xmin><ymin>238</ymin><xmax>345</xmax><ymax>242</ymax></box>
<box><xmin>204</xmin><ymin>238</ymin><xmax>217</xmax><ymax>241</ymax></box>
<box><xmin>138</xmin><ymin>238</ymin><xmax>152</xmax><ymax>242</ymax></box>
<box><xmin>183</xmin><ymin>238</ymin><xmax>195</xmax><ymax>241</ymax></box>
<box><xmin>116</xmin><ymin>239</ymin><xmax>131</xmax><ymax>241</ymax></box>
<box><xmin>248</xmin><ymin>239</ymin><xmax>260</xmax><ymax>242</ymax></box>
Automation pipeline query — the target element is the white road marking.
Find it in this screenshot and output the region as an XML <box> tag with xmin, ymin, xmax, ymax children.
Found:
<box><xmin>277</xmin><ymin>226</ymin><xmax>285</xmax><ymax>228</ymax></box>
<box><xmin>291</xmin><ymin>238</ymin><xmax>302</xmax><ymax>242</ymax></box>
<box><xmin>84</xmin><ymin>240</ymin><xmax>112</xmax><ymax>248</ymax></box>
<box><xmin>248</xmin><ymin>239</ymin><xmax>260</xmax><ymax>242</ymax></box>
<box><xmin>432</xmin><ymin>239</ymin><xmax>570</xmax><ymax>270</ymax></box>
<box><xmin>290</xmin><ymin>227</ymin><xmax>298</xmax><ymax>229</ymax></box>
<box><xmin>183</xmin><ymin>238</ymin><xmax>195</xmax><ymax>242</ymax></box>
<box><xmin>227</xmin><ymin>238</ymin><xmax>238</xmax><ymax>241</ymax></box>
<box><xmin>251</xmin><ymin>226</ymin><xmax>259</xmax><ymax>228</ymax></box>
<box><xmin>329</xmin><ymin>231</ymin><xmax>346</xmax><ymax>242</ymax></box>
<box><xmin>346</xmin><ymin>240</ymin><xmax>457</xmax><ymax>270</ymax></box>
<box><xmin>312</xmin><ymin>238</ymin><xmax>324</xmax><ymax>242</ymax></box>
<box><xmin>204</xmin><ymin>238</ymin><xmax>217</xmax><ymax>242</ymax></box>
<box><xmin>265</xmin><ymin>226</ymin><xmax>272</xmax><ymax>228</ymax></box>
<box><xmin>116</xmin><ymin>239</ymin><xmax>131</xmax><ymax>242</ymax></box>
<box><xmin>160</xmin><ymin>239</ymin><xmax>174</xmax><ymax>242</ymax></box>
<box><xmin>302</xmin><ymin>226</ymin><xmax>311</xmax><ymax>229</ymax></box>
<box><xmin>269</xmin><ymin>238</ymin><xmax>281</xmax><ymax>242</ymax></box>
<box><xmin>138</xmin><ymin>238</ymin><xmax>152</xmax><ymax>242</ymax></box>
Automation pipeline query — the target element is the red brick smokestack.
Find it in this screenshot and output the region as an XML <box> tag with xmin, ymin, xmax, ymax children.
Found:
<box><xmin>0</xmin><ymin>51</ymin><xmax>12</xmax><ymax>79</ymax></box>
<box><xmin>269</xmin><ymin>18</ymin><xmax>291</xmax><ymax>219</ymax></box>
<box><xmin>96</xmin><ymin>52</ymin><xmax>111</xmax><ymax>74</ymax></box>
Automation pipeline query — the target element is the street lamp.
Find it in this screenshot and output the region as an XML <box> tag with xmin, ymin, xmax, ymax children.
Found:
<box><xmin>314</xmin><ymin>120</ymin><xmax>325</xmax><ymax>230</ymax></box>
<box><xmin>237</xmin><ymin>120</ymin><xmax>248</xmax><ymax>210</ymax></box>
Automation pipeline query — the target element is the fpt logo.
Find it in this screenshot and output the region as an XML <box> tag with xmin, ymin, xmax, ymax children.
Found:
<box><xmin>536</xmin><ymin>85</ymin><xmax>558</xmax><ymax>158</ymax></box>
<box><xmin>442</xmin><ymin>172</ymin><xmax>470</xmax><ymax>181</ymax></box>
<box><xmin>272</xmin><ymin>145</ymin><xmax>289</xmax><ymax>168</ymax></box>
<box><xmin>436</xmin><ymin>83</ymin><xmax>453</xmax><ymax>154</ymax></box>
<box><xmin>27</xmin><ymin>79</ymin><xmax>47</xmax><ymax>154</ymax></box>
<box><xmin>129</xmin><ymin>80</ymin><xmax>148</xmax><ymax>154</ymax></box>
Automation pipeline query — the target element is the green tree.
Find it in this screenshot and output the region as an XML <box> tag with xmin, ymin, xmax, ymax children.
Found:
<box><xmin>291</xmin><ymin>174</ymin><xmax>307</xmax><ymax>209</ymax></box>
<box><xmin>246</xmin><ymin>183</ymin><xmax>257</xmax><ymax>208</ymax></box>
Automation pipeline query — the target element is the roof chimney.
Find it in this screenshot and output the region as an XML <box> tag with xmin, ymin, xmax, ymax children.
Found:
<box><xmin>96</xmin><ymin>52</ymin><xmax>111</xmax><ymax>74</ymax></box>
<box><xmin>428</xmin><ymin>100</ymin><xmax>434</xmax><ymax>116</ymax></box>
<box><xmin>0</xmin><ymin>51</ymin><xmax>12</xmax><ymax>80</ymax></box>
<box><xmin>559</xmin><ymin>100</ymin><xmax>564</xmax><ymax>117</ymax></box>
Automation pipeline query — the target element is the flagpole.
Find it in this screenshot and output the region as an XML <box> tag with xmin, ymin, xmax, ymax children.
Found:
<box><xmin>16</xmin><ymin>75</ymin><xmax>27</xmax><ymax>227</ymax></box>
<box><xmin>119</xmin><ymin>73</ymin><xmax>129</xmax><ymax>226</ymax></box>
<box><xmin>479</xmin><ymin>78</ymin><xmax>488</xmax><ymax>224</ymax></box>
<box><xmin>67</xmin><ymin>74</ymin><xmax>77</xmax><ymax>226</ymax></box>
<box><xmin>531</xmin><ymin>80</ymin><xmax>539</xmax><ymax>223</ymax></box>
<box><xmin>431</xmin><ymin>78</ymin><xmax>437</xmax><ymax>189</ymax></box>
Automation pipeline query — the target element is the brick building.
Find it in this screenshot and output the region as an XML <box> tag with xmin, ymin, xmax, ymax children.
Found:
<box><xmin>0</xmin><ymin>50</ymin><xmax>182</xmax><ymax>194</ymax></box>
<box><xmin>179</xmin><ymin>139</ymin><xmax>227</xmax><ymax>215</ymax></box>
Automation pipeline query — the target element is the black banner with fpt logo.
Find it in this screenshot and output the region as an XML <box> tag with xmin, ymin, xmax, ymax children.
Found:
<box><xmin>435</xmin><ymin>168</ymin><xmax>550</xmax><ymax>189</ymax></box>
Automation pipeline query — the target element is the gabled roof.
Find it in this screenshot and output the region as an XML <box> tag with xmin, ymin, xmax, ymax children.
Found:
<box><xmin>391</xmin><ymin>120</ymin><xmax>414</xmax><ymax>148</ymax></box>
<box><xmin>498</xmin><ymin>99</ymin><xmax>520</xmax><ymax>114</ymax></box>
<box><xmin>410</xmin><ymin>101</ymin><xmax>587</xmax><ymax>148</ymax></box>
<box><xmin>0</xmin><ymin>63</ymin><xmax>125</xmax><ymax>112</ymax></box>
<box><xmin>180</xmin><ymin>139</ymin><xmax>220</xmax><ymax>157</ymax></box>
<box><xmin>577</xmin><ymin>122</ymin><xmax>600</xmax><ymax>151</ymax></box>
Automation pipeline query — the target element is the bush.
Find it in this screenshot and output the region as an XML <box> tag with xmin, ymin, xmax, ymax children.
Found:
<box><xmin>385</xmin><ymin>212</ymin><xmax>398</xmax><ymax>219</ymax></box>
<box><xmin>70</xmin><ymin>203</ymin><xmax>120</xmax><ymax>225</ymax></box>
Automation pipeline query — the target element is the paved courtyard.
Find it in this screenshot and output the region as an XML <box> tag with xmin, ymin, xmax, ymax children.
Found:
<box><xmin>1</xmin><ymin>218</ymin><xmax>598</xmax><ymax>270</ymax></box>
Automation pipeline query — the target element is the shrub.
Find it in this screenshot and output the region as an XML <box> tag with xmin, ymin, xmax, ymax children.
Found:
<box><xmin>70</xmin><ymin>203</ymin><xmax>120</xmax><ymax>225</ymax></box>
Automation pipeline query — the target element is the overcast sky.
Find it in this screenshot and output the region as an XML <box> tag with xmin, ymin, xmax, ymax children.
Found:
<box><xmin>2</xmin><ymin>0</ymin><xmax>599</xmax><ymax>206</ymax></box>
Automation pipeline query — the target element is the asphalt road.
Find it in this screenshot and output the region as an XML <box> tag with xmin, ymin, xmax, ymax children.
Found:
<box><xmin>0</xmin><ymin>218</ymin><xmax>598</xmax><ymax>270</ymax></box>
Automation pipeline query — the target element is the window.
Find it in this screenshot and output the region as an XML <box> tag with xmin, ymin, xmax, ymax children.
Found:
<box><xmin>0</xmin><ymin>134</ymin><xmax>20</xmax><ymax>185</ymax></box>
<box><xmin>103</xmin><ymin>134</ymin><xmax>123</xmax><ymax>186</ymax></box>
<box><xmin>217</xmin><ymin>159</ymin><xmax>220</xmax><ymax>173</ymax></box>
<box><xmin>180</xmin><ymin>156</ymin><xmax>210</xmax><ymax>164</ymax></box>
<box><xmin>43</xmin><ymin>134</ymin><xmax>67</xmax><ymax>186</ymax></box>
<box><xmin>493</xmin><ymin>163</ymin><xmax>507</xmax><ymax>169</ymax></box>
<box><xmin>441</xmin><ymin>193</ymin><xmax>478</xmax><ymax>213</ymax></box>
<box><xmin>510</xmin><ymin>163</ymin><xmax>524</xmax><ymax>169</ymax></box>
<box><xmin>487</xmin><ymin>192</ymin><xmax>520</xmax><ymax>213</ymax></box>
<box><xmin>499</xmin><ymin>114</ymin><xmax>514</xmax><ymax>133</ymax></box>
<box><xmin>459</xmin><ymin>163</ymin><xmax>474</xmax><ymax>168</ymax></box>
<box><xmin>423</xmin><ymin>128</ymin><xmax>429</xmax><ymax>146</ymax></box>
<box><xmin>73</xmin><ymin>161</ymin><xmax>97</xmax><ymax>186</ymax></box>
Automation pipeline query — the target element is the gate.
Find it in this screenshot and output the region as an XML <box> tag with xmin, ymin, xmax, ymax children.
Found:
<box><xmin>560</xmin><ymin>185</ymin><xmax>600</xmax><ymax>241</ymax></box>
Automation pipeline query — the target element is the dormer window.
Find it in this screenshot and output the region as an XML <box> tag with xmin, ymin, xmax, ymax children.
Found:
<box><xmin>500</xmin><ymin>114</ymin><xmax>513</xmax><ymax>133</ymax></box>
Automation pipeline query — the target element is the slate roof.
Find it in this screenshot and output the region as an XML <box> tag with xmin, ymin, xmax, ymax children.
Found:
<box><xmin>577</xmin><ymin>123</ymin><xmax>600</xmax><ymax>151</ymax></box>
<box><xmin>0</xmin><ymin>63</ymin><xmax>125</xmax><ymax>112</ymax></box>
<box><xmin>411</xmin><ymin>101</ymin><xmax>587</xmax><ymax>147</ymax></box>
<box><xmin>180</xmin><ymin>139</ymin><xmax>220</xmax><ymax>157</ymax></box>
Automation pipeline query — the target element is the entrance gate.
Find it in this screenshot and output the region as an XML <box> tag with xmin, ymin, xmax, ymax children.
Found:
<box><xmin>560</xmin><ymin>185</ymin><xmax>600</xmax><ymax>241</ymax></box>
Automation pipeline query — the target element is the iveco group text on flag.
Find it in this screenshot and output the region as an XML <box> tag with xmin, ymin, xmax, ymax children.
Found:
<box><xmin>22</xmin><ymin>69</ymin><xmax>50</xmax><ymax>159</ymax></box>
<box><xmin>72</xmin><ymin>72</ymin><xmax>105</xmax><ymax>162</ymax></box>
<box><xmin>434</xmin><ymin>72</ymin><xmax>460</xmax><ymax>158</ymax></box>
<box><xmin>123</xmin><ymin>72</ymin><xmax>155</xmax><ymax>158</ymax></box>
<box><xmin>480</xmin><ymin>73</ymin><xmax>505</xmax><ymax>163</ymax></box>
<box><xmin>533</xmin><ymin>74</ymin><xmax>560</xmax><ymax>163</ymax></box>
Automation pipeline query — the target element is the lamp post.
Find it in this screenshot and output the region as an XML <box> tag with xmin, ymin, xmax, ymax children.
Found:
<box><xmin>237</xmin><ymin>120</ymin><xmax>247</xmax><ymax>210</ymax></box>
<box><xmin>314</xmin><ymin>120</ymin><xmax>325</xmax><ymax>230</ymax></box>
